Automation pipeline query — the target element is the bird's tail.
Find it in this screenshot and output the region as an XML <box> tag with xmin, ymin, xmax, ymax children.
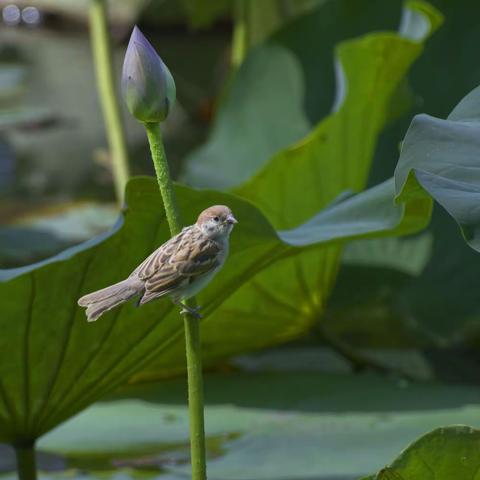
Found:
<box><xmin>78</xmin><ymin>278</ymin><xmax>142</xmax><ymax>322</ymax></box>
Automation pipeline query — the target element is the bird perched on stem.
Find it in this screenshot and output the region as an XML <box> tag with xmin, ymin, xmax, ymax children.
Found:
<box><xmin>78</xmin><ymin>205</ymin><xmax>237</xmax><ymax>322</ymax></box>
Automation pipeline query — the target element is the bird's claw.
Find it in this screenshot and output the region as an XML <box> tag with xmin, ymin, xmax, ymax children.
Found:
<box><xmin>180</xmin><ymin>305</ymin><xmax>202</xmax><ymax>319</ymax></box>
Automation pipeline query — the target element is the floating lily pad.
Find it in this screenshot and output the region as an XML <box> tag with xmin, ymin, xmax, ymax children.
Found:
<box><xmin>364</xmin><ymin>425</ymin><xmax>480</xmax><ymax>479</ymax></box>
<box><xmin>34</xmin><ymin>372</ymin><xmax>480</xmax><ymax>480</ymax></box>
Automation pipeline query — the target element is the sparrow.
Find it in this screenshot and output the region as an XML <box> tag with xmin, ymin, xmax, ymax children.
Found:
<box><xmin>78</xmin><ymin>205</ymin><xmax>237</xmax><ymax>322</ymax></box>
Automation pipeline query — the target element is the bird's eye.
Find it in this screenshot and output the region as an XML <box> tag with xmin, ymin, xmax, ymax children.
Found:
<box><xmin>213</xmin><ymin>216</ymin><xmax>219</xmax><ymax>222</ymax></box>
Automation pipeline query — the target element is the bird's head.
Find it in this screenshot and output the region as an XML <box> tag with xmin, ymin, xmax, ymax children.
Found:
<box><xmin>196</xmin><ymin>205</ymin><xmax>237</xmax><ymax>239</ymax></box>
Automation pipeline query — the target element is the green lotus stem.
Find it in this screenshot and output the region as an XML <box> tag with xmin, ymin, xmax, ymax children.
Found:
<box><xmin>145</xmin><ymin>122</ymin><xmax>182</xmax><ymax>233</ymax></box>
<box><xmin>231</xmin><ymin>0</ymin><xmax>248</xmax><ymax>69</ymax></box>
<box><xmin>89</xmin><ymin>0</ymin><xmax>130</xmax><ymax>204</ymax></box>
<box><xmin>183</xmin><ymin>309</ymin><xmax>207</xmax><ymax>480</ymax></box>
<box><xmin>15</xmin><ymin>443</ymin><xmax>37</xmax><ymax>480</ymax></box>
<box><xmin>144</xmin><ymin>121</ymin><xmax>207</xmax><ymax>480</ymax></box>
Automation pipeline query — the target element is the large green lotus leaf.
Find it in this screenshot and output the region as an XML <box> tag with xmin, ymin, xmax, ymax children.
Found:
<box><xmin>0</xmin><ymin>172</ymin><xmax>432</xmax><ymax>443</ymax></box>
<box><xmin>330</xmin><ymin>64</ymin><xmax>480</xmax><ymax>351</ymax></box>
<box><xmin>235</xmin><ymin>2</ymin><xmax>441</xmax><ymax>229</ymax></box>
<box><xmin>0</xmin><ymin>202</ymin><xmax>117</xmax><ymax>268</ymax></box>
<box><xmin>326</xmin><ymin>79</ymin><xmax>480</xmax><ymax>349</ymax></box>
<box><xmin>342</xmin><ymin>235</ymin><xmax>433</xmax><ymax>276</ymax></box>
<box><xmin>183</xmin><ymin>1</ymin><xmax>441</xmax><ymax>192</ymax></box>
<box><xmin>272</xmin><ymin>0</ymin><xmax>403</xmax><ymax>124</ymax></box>
<box><xmin>322</xmin><ymin>235</ymin><xmax>433</xmax><ymax>348</ymax></box>
<box><xmin>375</xmin><ymin>83</ymin><xmax>480</xmax><ymax>350</ymax></box>
<box><xmin>395</xmin><ymin>84</ymin><xmax>480</xmax><ymax>252</ymax></box>
<box><xmin>23</xmin><ymin>372</ymin><xmax>480</xmax><ymax>480</ymax></box>
<box><xmin>364</xmin><ymin>425</ymin><xmax>480</xmax><ymax>480</ymax></box>
<box><xmin>272</xmin><ymin>0</ymin><xmax>443</xmax><ymax>124</ymax></box>
<box><xmin>347</xmin><ymin>0</ymin><xmax>480</xmax><ymax>347</ymax></box>
<box><xmin>182</xmin><ymin>44</ymin><xmax>310</xmax><ymax>189</ymax></box>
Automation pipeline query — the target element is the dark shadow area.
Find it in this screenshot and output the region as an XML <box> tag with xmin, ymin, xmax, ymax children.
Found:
<box><xmin>112</xmin><ymin>371</ymin><xmax>480</xmax><ymax>414</ymax></box>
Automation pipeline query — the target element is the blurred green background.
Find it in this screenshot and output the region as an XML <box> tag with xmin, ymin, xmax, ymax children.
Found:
<box><xmin>2</xmin><ymin>1</ymin><xmax>480</xmax><ymax>479</ymax></box>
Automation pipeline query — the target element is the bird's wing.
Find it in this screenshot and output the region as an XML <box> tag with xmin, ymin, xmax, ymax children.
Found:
<box><xmin>132</xmin><ymin>227</ymin><xmax>221</xmax><ymax>302</ymax></box>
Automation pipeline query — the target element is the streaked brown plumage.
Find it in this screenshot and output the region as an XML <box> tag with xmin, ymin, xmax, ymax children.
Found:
<box><xmin>78</xmin><ymin>205</ymin><xmax>237</xmax><ymax>322</ymax></box>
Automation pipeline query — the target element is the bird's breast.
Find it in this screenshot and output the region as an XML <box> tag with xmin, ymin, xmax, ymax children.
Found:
<box><xmin>179</xmin><ymin>266</ymin><xmax>221</xmax><ymax>300</ymax></box>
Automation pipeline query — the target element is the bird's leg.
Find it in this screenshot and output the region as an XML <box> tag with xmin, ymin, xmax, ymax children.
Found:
<box><xmin>173</xmin><ymin>299</ymin><xmax>202</xmax><ymax>319</ymax></box>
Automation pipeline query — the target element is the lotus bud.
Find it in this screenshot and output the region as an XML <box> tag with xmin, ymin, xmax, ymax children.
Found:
<box><xmin>121</xmin><ymin>26</ymin><xmax>176</xmax><ymax>123</ymax></box>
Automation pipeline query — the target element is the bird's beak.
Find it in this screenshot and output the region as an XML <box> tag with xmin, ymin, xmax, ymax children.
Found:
<box><xmin>227</xmin><ymin>214</ymin><xmax>238</xmax><ymax>224</ymax></box>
